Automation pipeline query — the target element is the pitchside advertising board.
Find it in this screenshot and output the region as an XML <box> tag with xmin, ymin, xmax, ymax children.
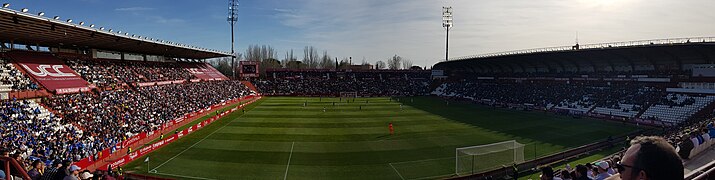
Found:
<box><xmin>10</xmin><ymin>53</ymin><xmax>92</xmax><ymax>94</ymax></box>
<box><xmin>240</xmin><ymin>61</ymin><xmax>260</xmax><ymax>78</ymax></box>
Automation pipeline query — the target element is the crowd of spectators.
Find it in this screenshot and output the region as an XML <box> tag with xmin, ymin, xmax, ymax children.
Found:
<box><xmin>266</xmin><ymin>69</ymin><xmax>430</xmax><ymax>80</ymax></box>
<box><xmin>61</xmin><ymin>56</ymin><xmax>197</xmax><ymax>87</ymax></box>
<box><xmin>454</xmin><ymin>70</ymin><xmax>690</xmax><ymax>79</ymax></box>
<box><xmin>664</xmin><ymin>118</ymin><xmax>715</xmax><ymax>160</ymax></box>
<box><xmin>257</xmin><ymin>70</ymin><xmax>430</xmax><ymax>97</ymax></box>
<box><xmin>437</xmin><ymin>81</ymin><xmax>664</xmax><ymax>112</ymax></box>
<box><xmin>0</xmin><ymin>80</ymin><xmax>253</xmax><ymax>179</ymax></box>
<box><xmin>539</xmin><ymin>136</ymin><xmax>684</xmax><ymax>180</ymax></box>
<box><xmin>253</xmin><ymin>78</ymin><xmax>429</xmax><ymax>97</ymax></box>
<box><xmin>0</xmin><ymin>58</ymin><xmax>39</xmax><ymax>90</ymax></box>
<box><xmin>438</xmin><ymin>81</ymin><xmax>585</xmax><ymax>107</ymax></box>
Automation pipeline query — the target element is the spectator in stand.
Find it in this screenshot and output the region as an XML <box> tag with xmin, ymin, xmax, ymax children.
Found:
<box><xmin>540</xmin><ymin>166</ymin><xmax>555</xmax><ymax>180</ymax></box>
<box><xmin>560</xmin><ymin>170</ymin><xmax>573</xmax><ymax>180</ymax></box>
<box><xmin>617</xmin><ymin>136</ymin><xmax>683</xmax><ymax>180</ymax></box>
<box><xmin>574</xmin><ymin>164</ymin><xmax>591</xmax><ymax>180</ymax></box>
<box><xmin>28</xmin><ymin>160</ymin><xmax>45</xmax><ymax>180</ymax></box>
<box><xmin>63</xmin><ymin>165</ymin><xmax>81</xmax><ymax>180</ymax></box>
<box><xmin>41</xmin><ymin>160</ymin><xmax>61</xmax><ymax>180</ymax></box>
<box><xmin>79</xmin><ymin>170</ymin><xmax>92</xmax><ymax>180</ymax></box>
<box><xmin>594</xmin><ymin>161</ymin><xmax>611</xmax><ymax>180</ymax></box>
<box><xmin>677</xmin><ymin>136</ymin><xmax>695</xmax><ymax>159</ymax></box>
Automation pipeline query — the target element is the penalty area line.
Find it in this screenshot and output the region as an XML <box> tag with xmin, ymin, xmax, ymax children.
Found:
<box><xmin>284</xmin><ymin>141</ymin><xmax>295</xmax><ymax>180</ymax></box>
<box><xmin>389</xmin><ymin>163</ymin><xmax>405</xmax><ymax>180</ymax></box>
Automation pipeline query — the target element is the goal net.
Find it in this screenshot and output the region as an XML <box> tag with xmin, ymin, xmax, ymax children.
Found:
<box><xmin>455</xmin><ymin>140</ymin><xmax>525</xmax><ymax>176</ymax></box>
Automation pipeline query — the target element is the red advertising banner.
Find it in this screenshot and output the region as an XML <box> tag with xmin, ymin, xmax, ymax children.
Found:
<box><xmin>74</xmin><ymin>95</ymin><xmax>261</xmax><ymax>170</ymax></box>
<box><xmin>183</xmin><ymin>63</ymin><xmax>229</xmax><ymax>80</ymax></box>
<box><xmin>9</xmin><ymin>52</ymin><xmax>91</xmax><ymax>94</ymax></box>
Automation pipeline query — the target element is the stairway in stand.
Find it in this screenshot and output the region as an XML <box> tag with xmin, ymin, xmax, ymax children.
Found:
<box><xmin>240</xmin><ymin>80</ymin><xmax>258</xmax><ymax>93</ymax></box>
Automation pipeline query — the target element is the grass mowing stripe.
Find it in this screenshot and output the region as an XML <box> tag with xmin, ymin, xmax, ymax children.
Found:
<box><xmin>150</xmin><ymin>98</ymin><xmax>263</xmax><ymax>172</ymax></box>
<box><xmin>216</xmin><ymin>124</ymin><xmax>469</xmax><ymax>135</ymax></box>
<box><xmin>124</xmin><ymin>97</ymin><xmax>639</xmax><ymax>179</ymax></box>
<box><xmin>150</xmin><ymin>171</ymin><xmax>216</xmax><ymax>180</ymax></box>
<box><xmin>226</xmin><ymin>119</ymin><xmax>443</xmax><ymax>128</ymax></box>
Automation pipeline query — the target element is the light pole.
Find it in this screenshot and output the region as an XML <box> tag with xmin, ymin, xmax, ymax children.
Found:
<box><xmin>442</xmin><ymin>7</ymin><xmax>453</xmax><ymax>62</ymax></box>
<box><xmin>228</xmin><ymin>0</ymin><xmax>239</xmax><ymax>79</ymax></box>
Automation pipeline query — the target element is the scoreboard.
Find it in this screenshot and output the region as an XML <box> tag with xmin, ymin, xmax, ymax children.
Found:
<box><xmin>240</xmin><ymin>61</ymin><xmax>260</xmax><ymax>78</ymax></box>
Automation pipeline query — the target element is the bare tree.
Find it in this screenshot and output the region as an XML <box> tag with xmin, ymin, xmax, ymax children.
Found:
<box><xmin>337</xmin><ymin>57</ymin><xmax>350</xmax><ymax>69</ymax></box>
<box><xmin>387</xmin><ymin>55</ymin><xmax>402</xmax><ymax>70</ymax></box>
<box><xmin>209</xmin><ymin>53</ymin><xmax>243</xmax><ymax>76</ymax></box>
<box><xmin>303</xmin><ymin>46</ymin><xmax>320</xmax><ymax>68</ymax></box>
<box><xmin>319</xmin><ymin>50</ymin><xmax>334</xmax><ymax>69</ymax></box>
<box><xmin>375</xmin><ymin>61</ymin><xmax>386</xmax><ymax>69</ymax></box>
<box><xmin>401</xmin><ymin>59</ymin><xmax>413</xmax><ymax>69</ymax></box>
<box><xmin>246</xmin><ymin>45</ymin><xmax>276</xmax><ymax>62</ymax></box>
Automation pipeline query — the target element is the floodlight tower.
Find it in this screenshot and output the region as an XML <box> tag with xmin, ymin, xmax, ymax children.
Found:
<box><xmin>228</xmin><ymin>0</ymin><xmax>239</xmax><ymax>79</ymax></box>
<box><xmin>442</xmin><ymin>6</ymin><xmax>453</xmax><ymax>61</ymax></box>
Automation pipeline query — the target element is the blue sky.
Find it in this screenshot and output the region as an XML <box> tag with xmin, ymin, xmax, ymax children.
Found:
<box><xmin>3</xmin><ymin>0</ymin><xmax>715</xmax><ymax>67</ymax></box>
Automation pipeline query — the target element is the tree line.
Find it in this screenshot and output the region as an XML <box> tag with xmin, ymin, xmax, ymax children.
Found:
<box><xmin>209</xmin><ymin>44</ymin><xmax>421</xmax><ymax>76</ymax></box>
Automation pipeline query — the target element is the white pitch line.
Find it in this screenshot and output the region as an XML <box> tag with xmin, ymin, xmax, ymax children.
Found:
<box><xmin>151</xmin><ymin>102</ymin><xmax>255</xmax><ymax>172</ymax></box>
<box><xmin>150</xmin><ymin>171</ymin><xmax>216</xmax><ymax>180</ymax></box>
<box><xmin>284</xmin><ymin>141</ymin><xmax>296</xmax><ymax>180</ymax></box>
<box><xmin>389</xmin><ymin>163</ymin><xmax>405</xmax><ymax>180</ymax></box>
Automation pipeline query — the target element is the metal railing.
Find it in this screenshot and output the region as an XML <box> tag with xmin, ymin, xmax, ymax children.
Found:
<box><xmin>448</xmin><ymin>37</ymin><xmax>715</xmax><ymax>61</ymax></box>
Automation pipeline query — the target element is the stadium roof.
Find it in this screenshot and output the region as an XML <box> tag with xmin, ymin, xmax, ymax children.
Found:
<box><xmin>434</xmin><ymin>37</ymin><xmax>715</xmax><ymax>73</ymax></box>
<box><xmin>0</xmin><ymin>6</ymin><xmax>231</xmax><ymax>59</ymax></box>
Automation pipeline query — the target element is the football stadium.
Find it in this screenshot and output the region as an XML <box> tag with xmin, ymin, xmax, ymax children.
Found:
<box><xmin>1</xmin><ymin>1</ymin><xmax>715</xmax><ymax>180</ymax></box>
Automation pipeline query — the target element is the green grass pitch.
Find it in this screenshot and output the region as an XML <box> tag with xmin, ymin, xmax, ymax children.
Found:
<box><xmin>124</xmin><ymin>96</ymin><xmax>639</xmax><ymax>180</ymax></box>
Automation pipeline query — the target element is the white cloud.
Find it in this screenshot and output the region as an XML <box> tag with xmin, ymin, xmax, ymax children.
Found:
<box><xmin>150</xmin><ymin>16</ymin><xmax>185</xmax><ymax>24</ymax></box>
<box><xmin>115</xmin><ymin>7</ymin><xmax>155</xmax><ymax>12</ymax></box>
<box><xmin>269</xmin><ymin>0</ymin><xmax>715</xmax><ymax>67</ymax></box>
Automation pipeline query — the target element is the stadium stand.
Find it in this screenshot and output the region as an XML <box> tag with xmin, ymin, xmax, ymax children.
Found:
<box><xmin>0</xmin><ymin>57</ymin><xmax>39</xmax><ymax>91</ymax></box>
<box><xmin>433</xmin><ymin>79</ymin><xmax>715</xmax><ymax>127</ymax></box>
<box><xmin>0</xmin><ymin>80</ymin><xmax>254</xmax><ymax>176</ymax></box>
<box><xmin>641</xmin><ymin>94</ymin><xmax>715</xmax><ymax>124</ymax></box>
<box><xmin>254</xmin><ymin>70</ymin><xmax>430</xmax><ymax>97</ymax></box>
<box><xmin>59</xmin><ymin>55</ymin><xmax>197</xmax><ymax>86</ymax></box>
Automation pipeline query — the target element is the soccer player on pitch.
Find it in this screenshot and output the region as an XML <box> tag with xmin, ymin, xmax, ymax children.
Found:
<box><xmin>389</xmin><ymin>122</ymin><xmax>394</xmax><ymax>135</ymax></box>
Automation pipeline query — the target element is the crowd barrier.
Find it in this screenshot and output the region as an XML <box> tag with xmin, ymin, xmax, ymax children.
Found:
<box><xmin>73</xmin><ymin>95</ymin><xmax>261</xmax><ymax>171</ymax></box>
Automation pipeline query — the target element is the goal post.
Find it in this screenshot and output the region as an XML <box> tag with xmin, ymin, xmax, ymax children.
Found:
<box><xmin>455</xmin><ymin>140</ymin><xmax>525</xmax><ymax>176</ymax></box>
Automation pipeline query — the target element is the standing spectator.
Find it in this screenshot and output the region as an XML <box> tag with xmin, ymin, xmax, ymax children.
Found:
<box><xmin>617</xmin><ymin>136</ymin><xmax>683</xmax><ymax>180</ymax></box>
<box><xmin>28</xmin><ymin>160</ymin><xmax>45</xmax><ymax>180</ymax></box>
